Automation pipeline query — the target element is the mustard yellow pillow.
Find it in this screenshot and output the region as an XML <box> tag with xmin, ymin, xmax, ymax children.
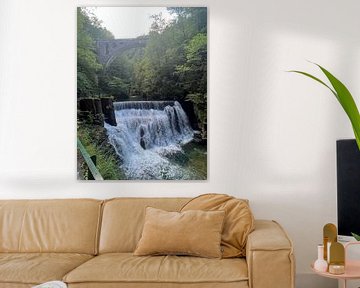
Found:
<box><xmin>181</xmin><ymin>193</ymin><xmax>255</xmax><ymax>258</ymax></box>
<box><xmin>134</xmin><ymin>207</ymin><xmax>225</xmax><ymax>258</ymax></box>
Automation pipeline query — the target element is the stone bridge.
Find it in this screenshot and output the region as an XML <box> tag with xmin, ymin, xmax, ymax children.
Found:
<box><xmin>96</xmin><ymin>38</ymin><xmax>148</xmax><ymax>68</ymax></box>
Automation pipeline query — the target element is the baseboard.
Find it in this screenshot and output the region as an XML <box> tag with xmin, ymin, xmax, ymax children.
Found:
<box><xmin>296</xmin><ymin>273</ymin><xmax>337</xmax><ymax>288</ymax></box>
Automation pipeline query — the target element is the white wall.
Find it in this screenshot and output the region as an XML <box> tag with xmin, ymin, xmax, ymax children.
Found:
<box><xmin>1</xmin><ymin>0</ymin><xmax>359</xmax><ymax>287</ymax></box>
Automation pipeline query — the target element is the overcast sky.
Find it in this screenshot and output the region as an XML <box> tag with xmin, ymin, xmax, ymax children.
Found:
<box><xmin>91</xmin><ymin>7</ymin><xmax>175</xmax><ymax>39</ymax></box>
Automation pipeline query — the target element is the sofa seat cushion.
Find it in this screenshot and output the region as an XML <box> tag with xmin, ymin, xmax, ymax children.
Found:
<box><xmin>0</xmin><ymin>284</ymin><xmax>33</xmax><ymax>288</ymax></box>
<box><xmin>67</xmin><ymin>283</ymin><xmax>249</xmax><ymax>288</ymax></box>
<box><xmin>64</xmin><ymin>253</ymin><xmax>248</xmax><ymax>285</ymax></box>
<box><xmin>0</xmin><ymin>253</ymin><xmax>93</xmax><ymax>285</ymax></box>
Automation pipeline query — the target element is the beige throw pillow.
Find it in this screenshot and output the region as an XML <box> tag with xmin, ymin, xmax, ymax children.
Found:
<box><xmin>181</xmin><ymin>193</ymin><xmax>255</xmax><ymax>258</ymax></box>
<box><xmin>134</xmin><ymin>207</ymin><xmax>225</xmax><ymax>258</ymax></box>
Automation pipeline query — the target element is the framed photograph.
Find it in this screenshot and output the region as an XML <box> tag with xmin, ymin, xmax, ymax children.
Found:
<box><xmin>77</xmin><ymin>7</ymin><xmax>207</xmax><ymax>180</ymax></box>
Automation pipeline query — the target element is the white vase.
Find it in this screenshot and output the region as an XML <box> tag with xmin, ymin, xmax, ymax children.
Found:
<box><xmin>314</xmin><ymin>244</ymin><xmax>328</xmax><ymax>272</ymax></box>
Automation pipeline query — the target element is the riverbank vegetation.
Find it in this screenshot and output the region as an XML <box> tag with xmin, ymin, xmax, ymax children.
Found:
<box><xmin>77</xmin><ymin>124</ymin><xmax>125</xmax><ymax>180</ymax></box>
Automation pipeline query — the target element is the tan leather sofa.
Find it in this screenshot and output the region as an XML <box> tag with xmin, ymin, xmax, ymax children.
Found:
<box><xmin>0</xmin><ymin>198</ymin><xmax>295</xmax><ymax>288</ymax></box>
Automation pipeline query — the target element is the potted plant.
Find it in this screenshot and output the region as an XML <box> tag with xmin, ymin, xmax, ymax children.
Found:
<box><xmin>290</xmin><ymin>63</ymin><xmax>360</xmax><ymax>241</ymax></box>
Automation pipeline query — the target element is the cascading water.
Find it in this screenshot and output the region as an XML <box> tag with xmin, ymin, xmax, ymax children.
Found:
<box><xmin>105</xmin><ymin>101</ymin><xmax>195</xmax><ymax>179</ymax></box>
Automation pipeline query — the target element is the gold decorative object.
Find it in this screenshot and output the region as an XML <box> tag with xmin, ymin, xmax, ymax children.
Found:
<box><xmin>328</xmin><ymin>264</ymin><xmax>345</xmax><ymax>274</ymax></box>
<box><xmin>329</xmin><ymin>242</ymin><xmax>345</xmax><ymax>274</ymax></box>
<box><xmin>323</xmin><ymin>223</ymin><xmax>337</xmax><ymax>261</ymax></box>
<box><xmin>329</xmin><ymin>242</ymin><xmax>345</xmax><ymax>264</ymax></box>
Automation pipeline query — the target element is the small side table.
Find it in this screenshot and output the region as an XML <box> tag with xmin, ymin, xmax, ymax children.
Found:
<box><xmin>311</xmin><ymin>242</ymin><xmax>360</xmax><ymax>288</ymax></box>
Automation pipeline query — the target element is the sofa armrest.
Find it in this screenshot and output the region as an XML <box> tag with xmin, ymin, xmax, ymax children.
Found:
<box><xmin>246</xmin><ymin>220</ymin><xmax>295</xmax><ymax>288</ymax></box>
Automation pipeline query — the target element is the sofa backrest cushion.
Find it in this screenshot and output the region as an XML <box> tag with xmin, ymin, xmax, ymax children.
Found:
<box><xmin>0</xmin><ymin>199</ymin><xmax>102</xmax><ymax>254</ymax></box>
<box><xmin>99</xmin><ymin>198</ymin><xmax>189</xmax><ymax>253</ymax></box>
<box><xmin>181</xmin><ymin>194</ymin><xmax>254</xmax><ymax>258</ymax></box>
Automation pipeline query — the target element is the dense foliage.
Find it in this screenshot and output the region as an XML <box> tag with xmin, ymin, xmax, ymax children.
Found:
<box><xmin>77</xmin><ymin>7</ymin><xmax>207</xmax><ymax>138</ymax></box>
<box><xmin>77</xmin><ymin>8</ymin><xmax>113</xmax><ymax>98</ymax></box>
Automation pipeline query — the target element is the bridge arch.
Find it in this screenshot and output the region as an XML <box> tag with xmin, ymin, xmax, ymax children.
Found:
<box><xmin>96</xmin><ymin>38</ymin><xmax>148</xmax><ymax>68</ymax></box>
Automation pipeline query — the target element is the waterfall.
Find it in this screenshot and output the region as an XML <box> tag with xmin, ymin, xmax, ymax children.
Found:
<box><xmin>105</xmin><ymin>101</ymin><xmax>195</xmax><ymax>180</ymax></box>
<box><xmin>113</xmin><ymin>101</ymin><xmax>175</xmax><ymax>110</ymax></box>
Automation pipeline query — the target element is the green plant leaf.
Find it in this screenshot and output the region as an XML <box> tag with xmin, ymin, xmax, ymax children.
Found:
<box><xmin>353</xmin><ymin>128</ymin><xmax>360</xmax><ymax>151</ymax></box>
<box><xmin>288</xmin><ymin>70</ymin><xmax>337</xmax><ymax>98</ymax></box>
<box><xmin>316</xmin><ymin>64</ymin><xmax>360</xmax><ymax>144</ymax></box>
<box><xmin>351</xmin><ymin>232</ymin><xmax>360</xmax><ymax>241</ymax></box>
<box><xmin>289</xmin><ymin>64</ymin><xmax>360</xmax><ymax>150</ymax></box>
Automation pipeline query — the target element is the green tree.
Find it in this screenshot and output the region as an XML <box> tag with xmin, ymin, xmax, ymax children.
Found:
<box><xmin>100</xmin><ymin>48</ymin><xmax>145</xmax><ymax>100</ymax></box>
<box><xmin>176</xmin><ymin>33</ymin><xmax>207</xmax><ymax>138</ymax></box>
<box><xmin>77</xmin><ymin>8</ymin><xmax>113</xmax><ymax>98</ymax></box>
<box><xmin>132</xmin><ymin>8</ymin><xmax>207</xmax><ymax>101</ymax></box>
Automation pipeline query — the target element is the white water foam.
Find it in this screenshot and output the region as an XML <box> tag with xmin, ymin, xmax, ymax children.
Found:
<box><xmin>105</xmin><ymin>101</ymin><xmax>195</xmax><ymax>180</ymax></box>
